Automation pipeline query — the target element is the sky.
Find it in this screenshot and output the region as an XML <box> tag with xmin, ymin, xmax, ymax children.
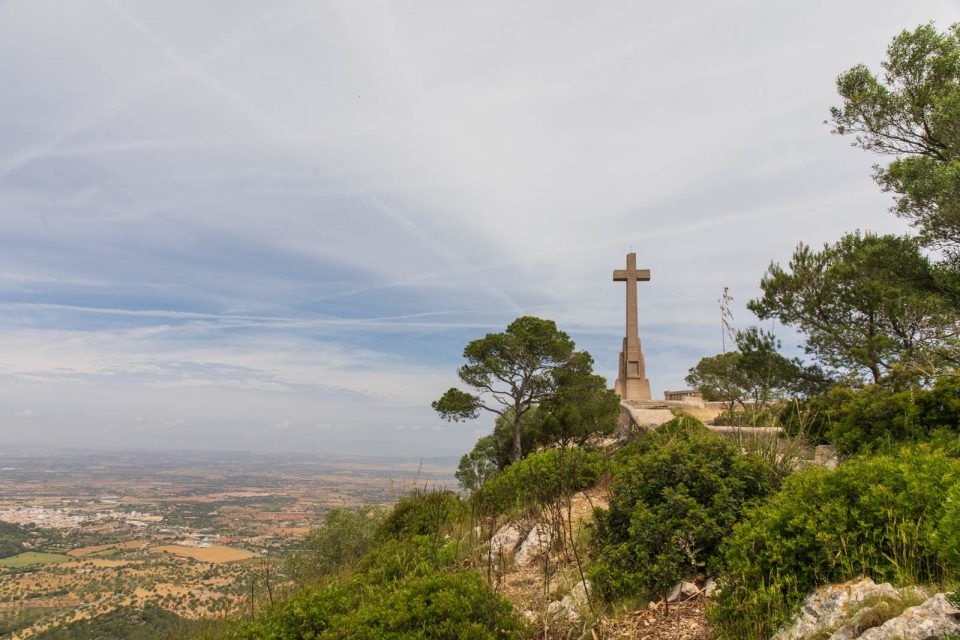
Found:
<box><xmin>2</xmin><ymin>0</ymin><xmax>959</xmax><ymax>457</ymax></box>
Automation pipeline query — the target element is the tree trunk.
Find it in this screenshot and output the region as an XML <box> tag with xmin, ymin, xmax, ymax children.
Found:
<box><xmin>512</xmin><ymin>422</ymin><xmax>523</xmax><ymax>462</ymax></box>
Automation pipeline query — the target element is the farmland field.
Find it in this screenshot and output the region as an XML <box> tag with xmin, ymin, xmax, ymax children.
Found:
<box><xmin>0</xmin><ymin>552</ymin><xmax>71</xmax><ymax>568</ymax></box>
<box><xmin>153</xmin><ymin>545</ymin><xmax>254</xmax><ymax>563</ymax></box>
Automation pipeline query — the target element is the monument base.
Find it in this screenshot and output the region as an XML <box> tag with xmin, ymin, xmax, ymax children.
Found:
<box><xmin>615</xmin><ymin>377</ymin><xmax>651</xmax><ymax>401</ymax></box>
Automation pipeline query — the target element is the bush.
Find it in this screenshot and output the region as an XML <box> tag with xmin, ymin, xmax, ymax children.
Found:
<box><xmin>473</xmin><ymin>447</ymin><xmax>608</xmax><ymax>514</ymax></box>
<box><xmin>376</xmin><ymin>491</ymin><xmax>464</xmax><ymax>541</ymax></box>
<box><xmin>713</xmin><ymin>405</ymin><xmax>778</xmax><ymax>427</ymax></box>
<box><xmin>779</xmin><ymin>378</ymin><xmax>960</xmax><ymax>454</ymax></box>
<box><xmin>589</xmin><ymin>415</ymin><xmax>774</xmax><ymax>599</ymax></box>
<box><xmin>287</xmin><ymin>506</ymin><xmax>384</xmax><ymax>584</ymax></box>
<box><xmin>224</xmin><ymin>571</ymin><xmax>525</xmax><ymax>640</ymax></box>
<box><xmin>710</xmin><ymin>446</ymin><xmax>960</xmax><ymax>640</ymax></box>
<box><xmin>935</xmin><ymin>481</ymin><xmax>960</xmax><ymax>570</ymax></box>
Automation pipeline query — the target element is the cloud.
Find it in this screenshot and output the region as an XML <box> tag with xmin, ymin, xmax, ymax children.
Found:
<box><xmin>0</xmin><ymin>0</ymin><xmax>954</xmax><ymax>454</ymax></box>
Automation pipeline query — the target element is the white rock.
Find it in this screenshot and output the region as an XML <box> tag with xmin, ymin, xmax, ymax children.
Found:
<box><xmin>521</xmin><ymin>610</ymin><xmax>537</xmax><ymax>624</ymax></box>
<box><xmin>567</xmin><ymin>579</ymin><xmax>592</xmax><ymax>609</ymax></box>
<box><xmin>547</xmin><ymin>598</ymin><xmax>580</xmax><ymax>624</ymax></box>
<box><xmin>773</xmin><ymin>578</ymin><xmax>902</xmax><ymax>640</ymax></box>
<box><xmin>703</xmin><ymin>577</ymin><xmax>718</xmax><ymax>597</ymax></box>
<box><xmin>514</xmin><ymin>523</ymin><xmax>554</xmax><ymax>566</ymax></box>
<box><xmin>856</xmin><ymin>593</ymin><xmax>960</xmax><ymax>640</ymax></box>
<box><xmin>489</xmin><ymin>523</ymin><xmax>523</xmax><ymax>560</ymax></box>
<box><xmin>666</xmin><ymin>580</ymin><xmax>700</xmax><ymax>603</ymax></box>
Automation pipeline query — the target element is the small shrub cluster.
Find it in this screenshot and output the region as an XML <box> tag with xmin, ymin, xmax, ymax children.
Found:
<box><xmin>227</xmin><ymin>571</ymin><xmax>523</xmax><ymax>640</ymax></box>
<box><xmin>589</xmin><ymin>415</ymin><xmax>774</xmax><ymax>599</ymax></box>
<box><xmin>286</xmin><ymin>506</ymin><xmax>384</xmax><ymax>584</ymax></box>
<box><xmin>709</xmin><ymin>445</ymin><xmax>960</xmax><ymax>640</ymax></box>
<box><xmin>779</xmin><ymin>377</ymin><xmax>960</xmax><ymax>454</ymax></box>
<box><xmin>472</xmin><ymin>447</ymin><xmax>608</xmax><ymax>514</ymax></box>
<box><xmin>712</xmin><ymin>405</ymin><xmax>778</xmax><ymax>428</ymax></box>
<box><xmin>376</xmin><ymin>491</ymin><xmax>464</xmax><ymax>540</ymax></box>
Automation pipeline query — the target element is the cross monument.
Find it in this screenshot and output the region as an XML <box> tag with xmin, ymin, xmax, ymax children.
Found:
<box><xmin>612</xmin><ymin>252</ymin><xmax>652</xmax><ymax>401</ymax></box>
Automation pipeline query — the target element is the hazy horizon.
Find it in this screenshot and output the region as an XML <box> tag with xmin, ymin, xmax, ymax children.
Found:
<box><xmin>3</xmin><ymin>1</ymin><xmax>959</xmax><ymax>456</ymax></box>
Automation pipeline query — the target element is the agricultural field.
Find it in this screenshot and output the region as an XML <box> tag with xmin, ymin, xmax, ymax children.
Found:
<box><xmin>0</xmin><ymin>554</ymin><xmax>69</xmax><ymax>569</ymax></box>
<box><xmin>0</xmin><ymin>450</ymin><xmax>456</xmax><ymax>639</ymax></box>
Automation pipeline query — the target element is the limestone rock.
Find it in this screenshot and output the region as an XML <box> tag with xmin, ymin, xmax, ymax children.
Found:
<box><xmin>773</xmin><ymin>578</ymin><xmax>908</xmax><ymax>640</ymax></box>
<box><xmin>666</xmin><ymin>580</ymin><xmax>700</xmax><ymax>603</ymax></box>
<box><xmin>547</xmin><ymin>599</ymin><xmax>580</xmax><ymax>624</ymax></box>
<box><xmin>489</xmin><ymin>523</ymin><xmax>523</xmax><ymax>560</ymax></box>
<box><xmin>774</xmin><ymin>578</ymin><xmax>897</xmax><ymax>640</ymax></box>
<box><xmin>567</xmin><ymin>579</ymin><xmax>592</xmax><ymax>609</ymax></box>
<box><xmin>520</xmin><ymin>610</ymin><xmax>537</xmax><ymax>624</ymax></box>
<box><xmin>546</xmin><ymin>580</ymin><xmax>592</xmax><ymax>625</ymax></box>
<box><xmin>514</xmin><ymin>523</ymin><xmax>554</xmax><ymax>566</ymax></box>
<box><xmin>857</xmin><ymin>593</ymin><xmax>960</xmax><ymax>640</ymax></box>
<box><xmin>815</xmin><ymin>445</ymin><xmax>839</xmax><ymax>470</ymax></box>
<box><xmin>703</xmin><ymin>577</ymin><xmax>718</xmax><ymax>597</ymax></box>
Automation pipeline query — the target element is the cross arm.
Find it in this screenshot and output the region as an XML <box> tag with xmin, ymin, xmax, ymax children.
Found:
<box><xmin>613</xmin><ymin>269</ymin><xmax>651</xmax><ymax>282</ymax></box>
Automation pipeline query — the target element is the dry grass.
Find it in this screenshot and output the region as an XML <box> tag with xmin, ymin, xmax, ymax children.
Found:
<box><xmin>153</xmin><ymin>545</ymin><xmax>254</xmax><ymax>563</ymax></box>
<box><xmin>601</xmin><ymin>598</ymin><xmax>712</xmax><ymax>640</ymax></box>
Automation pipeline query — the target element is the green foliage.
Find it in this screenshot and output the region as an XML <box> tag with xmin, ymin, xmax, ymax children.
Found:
<box><xmin>455</xmin><ymin>435</ymin><xmax>500</xmax><ymax>493</ymax></box>
<box><xmin>685</xmin><ymin>351</ymin><xmax>744</xmax><ymax>408</ymax></box>
<box><xmin>227</xmin><ymin>571</ymin><xmax>524</xmax><ymax>640</ymax></box>
<box><xmin>749</xmin><ymin>232</ymin><xmax>957</xmax><ymax>383</ymax></box>
<box><xmin>779</xmin><ymin>377</ymin><xmax>960</xmax><ymax>454</ymax></box>
<box><xmin>710</xmin><ymin>446</ymin><xmax>960</xmax><ymax>640</ymax></box>
<box><xmin>0</xmin><ymin>522</ymin><xmax>29</xmax><ymax>560</ymax></box>
<box><xmin>376</xmin><ymin>491</ymin><xmax>463</xmax><ymax>541</ymax></box>
<box><xmin>30</xmin><ymin>605</ymin><xmax>185</xmax><ymax>640</ymax></box>
<box><xmin>589</xmin><ymin>415</ymin><xmax>774</xmax><ymax>599</ymax></box>
<box><xmin>433</xmin><ymin>316</ymin><xmax>603</xmax><ymax>462</ymax></box>
<box><xmin>686</xmin><ymin>327</ymin><xmax>828</xmax><ymax>412</ymax></box>
<box><xmin>216</xmin><ymin>488</ymin><xmax>524</xmax><ymax>640</ymax></box>
<box><xmin>286</xmin><ymin>506</ymin><xmax>385</xmax><ymax>585</ymax></box>
<box><xmin>831</xmin><ymin>23</ymin><xmax>960</xmax><ymax>262</ymax></box>
<box><xmin>535</xmin><ymin>351</ymin><xmax>620</xmax><ymax>447</ymax></box>
<box><xmin>712</xmin><ymin>405</ymin><xmax>778</xmax><ymax>428</ymax></box>
<box><xmin>473</xmin><ymin>447</ymin><xmax>608</xmax><ymax>514</ymax></box>
<box><xmin>935</xmin><ymin>481</ymin><xmax>960</xmax><ymax>570</ymax></box>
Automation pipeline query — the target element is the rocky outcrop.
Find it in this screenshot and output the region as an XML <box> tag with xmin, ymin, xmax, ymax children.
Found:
<box><xmin>857</xmin><ymin>593</ymin><xmax>960</xmax><ymax>640</ymax></box>
<box><xmin>489</xmin><ymin>523</ymin><xmax>523</xmax><ymax>561</ymax></box>
<box><xmin>774</xmin><ymin>577</ymin><xmax>960</xmax><ymax>640</ymax></box>
<box><xmin>666</xmin><ymin>580</ymin><xmax>700</xmax><ymax>603</ymax></box>
<box><xmin>514</xmin><ymin>523</ymin><xmax>554</xmax><ymax>566</ymax></box>
<box><xmin>546</xmin><ymin>579</ymin><xmax>592</xmax><ymax>624</ymax></box>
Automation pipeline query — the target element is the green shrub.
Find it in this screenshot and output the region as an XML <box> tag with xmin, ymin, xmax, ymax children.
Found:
<box><xmin>710</xmin><ymin>446</ymin><xmax>960</xmax><ymax>640</ymax></box>
<box><xmin>780</xmin><ymin>378</ymin><xmax>960</xmax><ymax>454</ymax></box>
<box><xmin>287</xmin><ymin>506</ymin><xmax>384</xmax><ymax>584</ymax></box>
<box><xmin>713</xmin><ymin>406</ymin><xmax>778</xmax><ymax>427</ymax></box>
<box><xmin>356</xmin><ymin>535</ymin><xmax>460</xmax><ymax>584</ymax></box>
<box><xmin>935</xmin><ymin>481</ymin><xmax>960</xmax><ymax>570</ymax></box>
<box><xmin>589</xmin><ymin>415</ymin><xmax>774</xmax><ymax>599</ymax></box>
<box><xmin>224</xmin><ymin>571</ymin><xmax>525</xmax><ymax>640</ymax></box>
<box><xmin>473</xmin><ymin>447</ymin><xmax>608</xmax><ymax>514</ymax></box>
<box><xmin>376</xmin><ymin>491</ymin><xmax>464</xmax><ymax>541</ymax></box>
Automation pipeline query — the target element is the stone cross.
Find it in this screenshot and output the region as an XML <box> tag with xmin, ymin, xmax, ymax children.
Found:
<box><xmin>612</xmin><ymin>252</ymin><xmax>652</xmax><ymax>400</ymax></box>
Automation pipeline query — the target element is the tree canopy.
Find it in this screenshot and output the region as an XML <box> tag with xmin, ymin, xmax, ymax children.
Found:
<box><xmin>433</xmin><ymin>316</ymin><xmax>614</xmax><ymax>462</ymax></box>
<box><xmin>748</xmin><ymin>232</ymin><xmax>958</xmax><ymax>383</ymax></box>
<box><xmin>685</xmin><ymin>327</ymin><xmax>826</xmax><ymax>412</ymax></box>
<box><xmin>831</xmin><ymin>23</ymin><xmax>960</xmax><ymax>261</ymax></box>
